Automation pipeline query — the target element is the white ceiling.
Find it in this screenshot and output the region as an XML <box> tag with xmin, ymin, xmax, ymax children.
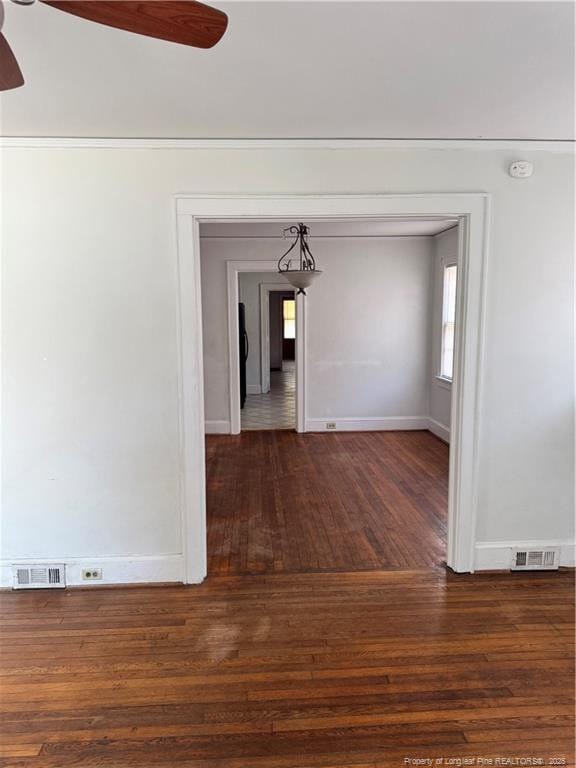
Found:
<box><xmin>200</xmin><ymin>219</ymin><xmax>458</xmax><ymax>238</ymax></box>
<box><xmin>0</xmin><ymin>1</ymin><xmax>573</xmax><ymax>139</ymax></box>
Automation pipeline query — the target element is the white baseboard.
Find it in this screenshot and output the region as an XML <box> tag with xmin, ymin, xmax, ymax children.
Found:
<box><xmin>246</xmin><ymin>384</ymin><xmax>262</xmax><ymax>395</ymax></box>
<box><xmin>428</xmin><ymin>418</ymin><xmax>450</xmax><ymax>443</ymax></box>
<box><xmin>305</xmin><ymin>416</ymin><xmax>429</xmax><ymax>432</ymax></box>
<box><xmin>208</xmin><ymin>416</ymin><xmax>444</xmax><ymax>437</ymax></box>
<box><xmin>474</xmin><ymin>540</ymin><xmax>576</xmax><ymax>571</ymax></box>
<box><xmin>0</xmin><ymin>554</ymin><xmax>184</xmax><ymax>589</ymax></box>
<box><xmin>205</xmin><ymin>420</ymin><xmax>231</xmax><ymax>434</ymax></box>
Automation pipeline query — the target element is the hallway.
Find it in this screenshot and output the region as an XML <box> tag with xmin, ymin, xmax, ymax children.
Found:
<box><xmin>241</xmin><ymin>361</ymin><xmax>295</xmax><ymax>431</ymax></box>
<box><xmin>206</xmin><ymin>429</ymin><xmax>449</xmax><ymax>575</ymax></box>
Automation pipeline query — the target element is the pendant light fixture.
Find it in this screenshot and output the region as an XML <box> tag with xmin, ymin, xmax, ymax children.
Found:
<box><xmin>277</xmin><ymin>223</ymin><xmax>322</xmax><ymax>295</ymax></box>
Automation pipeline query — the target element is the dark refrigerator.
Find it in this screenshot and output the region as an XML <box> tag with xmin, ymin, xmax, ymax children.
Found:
<box><xmin>239</xmin><ymin>303</ymin><xmax>248</xmax><ymax>409</ymax></box>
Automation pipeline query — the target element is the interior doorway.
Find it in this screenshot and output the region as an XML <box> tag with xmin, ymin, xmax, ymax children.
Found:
<box><xmin>178</xmin><ymin>194</ymin><xmax>489</xmax><ymax>581</ymax></box>
<box><xmin>204</xmin><ymin>218</ymin><xmax>460</xmax><ymax>575</ymax></box>
<box><xmin>239</xmin><ymin>275</ymin><xmax>296</xmax><ymax>431</ymax></box>
<box><xmin>225</xmin><ymin>260</ymin><xmax>306</xmax><ymax>434</ymax></box>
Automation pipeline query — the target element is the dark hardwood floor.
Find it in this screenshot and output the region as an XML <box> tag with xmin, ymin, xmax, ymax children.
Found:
<box><xmin>0</xmin><ymin>570</ymin><xmax>574</xmax><ymax>764</ymax></box>
<box><xmin>206</xmin><ymin>430</ymin><xmax>449</xmax><ymax>575</ymax></box>
<box><xmin>1</xmin><ymin>431</ymin><xmax>573</xmax><ymax>764</ymax></box>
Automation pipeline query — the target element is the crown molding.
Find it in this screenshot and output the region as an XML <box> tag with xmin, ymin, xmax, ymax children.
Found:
<box><xmin>0</xmin><ymin>137</ymin><xmax>573</xmax><ymax>152</ymax></box>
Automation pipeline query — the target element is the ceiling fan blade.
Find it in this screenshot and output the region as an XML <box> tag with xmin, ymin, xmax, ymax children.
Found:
<box><xmin>40</xmin><ymin>1</ymin><xmax>228</xmax><ymax>49</ymax></box>
<box><xmin>0</xmin><ymin>32</ymin><xmax>24</xmax><ymax>91</ymax></box>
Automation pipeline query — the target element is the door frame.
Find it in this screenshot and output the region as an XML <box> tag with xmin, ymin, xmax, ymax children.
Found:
<box><xmin>175</xmin><ymin>193</ymin><xmax>490</xmax><ymax>582</ymax></box>
<box><xmin>227</xmin><ymin>263</ymin><xmax>304</xmax><ymax>434</ymax></box>
<box><xmin>259</xmin><ymin>283</ymin><xmax>296</xmax><ymax>394</ymax></box>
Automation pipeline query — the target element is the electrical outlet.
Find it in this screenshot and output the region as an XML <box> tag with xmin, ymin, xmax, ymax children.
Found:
<box><xmin>82</xmin><ymin>568</ymin><xmax>102</xmax><ymax>581</ymax></box>
<box><xmin>326</xmin><ymin>422</ymin><xmax>337</xmax><ymax>430</ymax></box>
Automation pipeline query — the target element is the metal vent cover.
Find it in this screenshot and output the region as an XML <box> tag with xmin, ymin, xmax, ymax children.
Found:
<box><xmin>512</xmin><ymin>548</ymin><xmax>559</xmax><ymax>571</ymax></box>
<box><xmin>12</xmin><ymin>564</ymin><xmax>66</xmax><ymax>589</ymax></box>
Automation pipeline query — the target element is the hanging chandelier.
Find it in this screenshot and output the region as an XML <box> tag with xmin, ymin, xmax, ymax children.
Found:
<box><xmin>277</xmin><ymin>223</ymin><xmax>322</xmax><ymax>295</ymax></box>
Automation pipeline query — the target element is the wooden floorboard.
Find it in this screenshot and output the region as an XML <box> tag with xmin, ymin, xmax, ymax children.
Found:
<box><xmin>206</xmin><ymin>431</ymin><xmax>449</xmax><ymax>575</ymax></box>
<box><xmin>1</xmin><ymin>431</ymin><xmax>573</xmax><ymax>764</ymax></box>
<box><xmin>0</xmin><ymin>569</ymin><xmax>574</xmax><ymax>765</ymax></box>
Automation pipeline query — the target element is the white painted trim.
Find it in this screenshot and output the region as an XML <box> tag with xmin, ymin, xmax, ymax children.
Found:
<box><xmin>204</xmin><ymin>235</ymin><xmax>450</xmax><ymax>242</ymax></box>
<box><xmin>446</xmin><ymin>208</ymin><xmax>489</xmax><ymax>574</ymax></box>
<box><xmin>176</xmin><ymin>193</ymin><xmax>490</xmax><ymax>574</ymax></box>
<box><xmin>227</xmin><ymin>262</ymin><xmax>241</xmax><ymax>434</ymax></box>
<box><xmin>475</xmin><ymin>541</ymin><xmax>576</xmax><ymax>571</ymax></box>
<box><xmin>177</xmin><ymin>193</ymin><xmax>488</xmax><ymax>216</ymax></box>
<box><xmin>260</xmin><ymin>284</ymin><xmax>270</xmax><ymax>394</ymax></box>
<box><xmin>247</xmin><ymin>384</ymin><xmax>262</xmax><ymax>395</ymax></box>
<box><xmin>205</xmin><ymin>420</ymin><xmax>231</xmax><ymax>434</ymax></box>
<box><xmin>428</xmin><ymin>418</ymin><xmax>450</xmax><ymax>443</ymax></box>
<box><xmin>259</xmin><ymin>282</ymin><xmax>294</xmax><ymax>394</ymax></box>
<box><xmin>306</xmin><ymin>417</ymin><xmax>429</xmax><ymax>432</ymax></box>
<box><xmin>436</xmin><ymin>255</ymin><xmax>459</xmax><ymax>382</ymax></box>
<box><xmin>0</xmin><ymin>555</ymin><xmax>184</xmax><ymax>589</ymax></box>
<box><xmin>1</xmin><ymin>137</ymin><xmax>573</xmax><ymax>152</ymax></box>
<box><xmin>435</xmin><ymin>375</ymin><xmax>453</xmax><ymax>391</ymax></box>
<box><xmin>175</xmin><ymin>213</ymin><xmax>207</xmax><ymax>584</ymax></box>
<box><xmin>227</xmin><ymin>261</ymin><xmax>305</xmax><ymax>435</ymax></box>
<box><xmin>295</xmin><ymin>292</ymin><xmax>307</xmax><ymax>433</ymax></box>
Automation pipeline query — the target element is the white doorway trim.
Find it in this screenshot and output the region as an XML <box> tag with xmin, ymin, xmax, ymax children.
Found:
<box><xmin>259</xmin><ymin>283</ymin><xmax>295</xmax><ymax>395</ymax></box>
<box><xmin>227</xmin><ymin>262</ymin><xmax>305</xmax><ymax>435</ymax></box>
<box><xmin>175</xmin><ymin>193</ymin><xmax>490</xmax><ymax>582</ymax></box>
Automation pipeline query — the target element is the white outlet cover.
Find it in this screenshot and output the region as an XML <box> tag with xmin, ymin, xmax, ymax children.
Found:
<box><xmin>82</xmin><ymin>568</ymin><xmax>102</xmax><ymax>580</ymax></box>
<box><xmin>509</xmin><ymin>161</ymin><xmax>534</xmax><ymax>178</ymax></box>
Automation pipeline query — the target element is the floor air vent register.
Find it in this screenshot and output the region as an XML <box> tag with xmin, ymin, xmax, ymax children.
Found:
<box><xmin>12</xmin><ymin>564</ymin><xmax>66</xmax><ymax>589</ymax></box>
<box><xmin>511</xmin><ymin>548</ymin><xmax>559</xmax><ymax>571</ymax></box>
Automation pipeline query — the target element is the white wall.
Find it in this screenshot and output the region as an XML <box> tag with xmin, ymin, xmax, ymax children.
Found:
<box><xmin>238</xmin><ymin>271</ymin><xmax>281</xmax><ymax>392</ymax></box>
<box><xmin>307</xmin><ymin>237</ymin><xmax>432</xmax><ymax>427</ymax></box>
<box><xmin>201</xmin><ymin>235</ymin><xmax>433</xmax><ymax>430</ymax></box>
<box><xmin>1</xmin><ymin>144</ymin><xmax>573</xmax><ymax>581</ymax></box>
<box><xmin>428</xmin><ymin>227</ymin><xmax>459</xmax><ymax>442</ymax></box>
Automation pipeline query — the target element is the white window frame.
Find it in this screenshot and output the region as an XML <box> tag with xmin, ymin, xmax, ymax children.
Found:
<box><xmin>437</xmin><ymin>260</ymin><xmax>458</xmax><ymax>386</ymax></box>
<box><xmin>282</xmin><ymin>297</ymin><xmax>296</xmax><ymax>340</ymax></box>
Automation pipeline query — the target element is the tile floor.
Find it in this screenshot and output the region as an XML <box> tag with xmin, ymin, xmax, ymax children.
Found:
<box><xmin>241</xmin><ymin>360</ymin><xmax>295</xmax><ymax>430</ymax></box>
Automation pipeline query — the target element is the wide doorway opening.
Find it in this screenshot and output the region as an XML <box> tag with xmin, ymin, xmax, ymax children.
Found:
<box><xmin>176</xmin><ymin>193</ymin><xmax>488</xmax><ymax>582</ymax></box>
<box><xmin>199</xmin><ymin>217</ymin><xmax>461</xmax><ymax>576</ymax></box>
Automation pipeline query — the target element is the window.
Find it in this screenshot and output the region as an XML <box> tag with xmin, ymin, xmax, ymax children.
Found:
<box><xmin>440</xmin><ymin>264</ymin><xmax>457</xmax><ymax>380</ymax></box>
<box><xmin>283</xmin><ymin>298</ymin><xmax>295</xmax><ymax>339</ymax></box>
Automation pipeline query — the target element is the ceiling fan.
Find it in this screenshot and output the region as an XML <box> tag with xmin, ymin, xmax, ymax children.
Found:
<box><xmin>0</xmin><ymin>0</ymin><xmax>228</xmax><ymax>91</ymax></box>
